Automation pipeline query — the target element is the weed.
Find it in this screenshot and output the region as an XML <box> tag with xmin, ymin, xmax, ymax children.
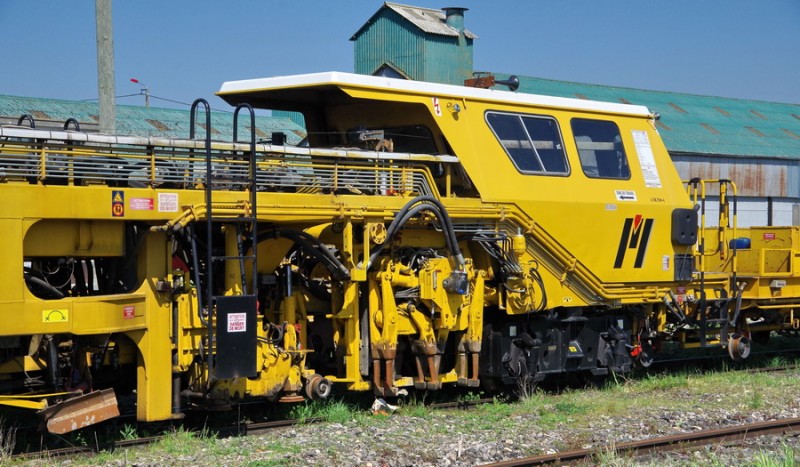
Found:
<box><xmin>514</xmin><ymin>376</ymin><xmax>538</xmax><ymax>400</ymax></box>
<box><xmin>483</xmin><ymin>398</ymin><xmax>513</xmax><ymax>419</ymax></box>
<box><xmin>400</xmin><ymin>397</ymin><xmax>429</xmax><ymax>419</ymax></box>
<box><xmin>247</xmin><ymin>460</ymin><xmax>291</xmax><ymax>467</ymax></box>
<box><xmin>748</xmin><ymin>391</ymin><xmax>764</xmax><ymax>410</ymax></box>
<box><xmin>592</xmin><ymin>441</ymin><xmax>628</xmax><ymax>466</ymax></box>
<box><xmin>636</xmin><ymin>372</ymin><xmax>690</xmax><ymax>392</ymax></box>
<box><xmin>0</xmin><ymin>417</ymin><xmax>16</xmax><ymax>460</ymax></box>
<box><xmin>288</xmin><ymin>401</ymin><xmax>315</xmax><ymax>423</ymax></box>
<box><xmin>320</xmin><ymin>400</ymin><xmax>357</xmax><ymax>424</ymax></box>
<box><xmin>554</xmin><ymin>400</ymin><xmax>586</xmax><ymax>415</ymax></box>
<box><xmin>289</xmin><ymin>399</ymin><xmax>361</xmax><ymax>425</ymax></box>
<box><xmin>154</xmin><ymin>426</ymin><xmax>210</xmax><ymax>456</ymax></box>
<box><xmin>752</xmin><ymin>443</ymin><xmax>797</xmax><ymax>467</ymax></box>
<box><xmin>459</xmin><ymin>390</ymin><xmax>481</xmax><ymax>402</ymax></box>
<box><xmin>119</xmin><ymin>423</ymin><xmax>138</xmax><ymax>441</ymax></box>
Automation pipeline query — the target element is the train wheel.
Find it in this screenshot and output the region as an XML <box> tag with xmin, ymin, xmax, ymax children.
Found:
<box><xmin>305</xmin><ymin>374</ymin><xmax>332</xmax><ymax>400</ymax></box>
<box><xmin>728</xmin><ymin>333</ymin><xmax>751</xmax><ymax>361</ymax></box>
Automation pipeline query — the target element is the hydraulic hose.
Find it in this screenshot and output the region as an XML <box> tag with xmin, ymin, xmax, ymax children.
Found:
<box><xmin>258</xmin><ymin>229</ymin><xmax>350</xmax><ymax>281</ymax></box>
<box><xmin>368</xmin><ymin>196</ymin><xmax>464</xmax><ymax>271</ymax></box>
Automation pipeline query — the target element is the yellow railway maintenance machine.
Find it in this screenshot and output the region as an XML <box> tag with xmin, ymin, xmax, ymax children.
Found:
<box><xmin>1</xmin><ymin>72</ymin><xmax>798</xmax><ymax>432</ymax></box>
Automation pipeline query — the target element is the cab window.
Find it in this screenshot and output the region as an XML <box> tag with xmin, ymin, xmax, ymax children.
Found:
<box><xmin>571</xmin><ymin>118</ymin><xmax>630</xmax><ymax>179</ymax></box>
<box><xmin>486</xmin><ymin>112</ymin><xmax>568</xmax><ymax>175</ymax></box>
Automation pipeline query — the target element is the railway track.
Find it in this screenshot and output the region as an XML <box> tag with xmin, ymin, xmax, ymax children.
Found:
<box><xmin>8</xmin><ymin>364</ymin><xmax>797</xmax><ymax>462</ymax></box>
<box><xmin>482</xmin><ymin>417</ymin><xmax>800</xmax><ymax>466</ymax></box>
<box><xmin>9</xmin><ymin>398</ymin><xmax>494</xmax><ymax>461</ymax></box>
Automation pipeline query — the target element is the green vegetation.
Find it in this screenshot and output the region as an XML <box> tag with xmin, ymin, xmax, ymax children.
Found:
<box><xmin>0</xmin><ymin>417</ymin><xmax>16</xmax><ymax>462</ymax></box>
<box><xmin>753</xmin><ymin>443</ymin><xmax>798</xmax><ymax>467</ymax></box>
<box><xmin>118</xmin><ymin>424</ymin><xmax>137</xmax><ymax>441</ymax></box>
<box><xmin>288</xmin><ymin>398</ymin><xmax>364</xmax><ymax>425</ymax></box>
<box><xmin>7</xmin><ymin>355</ymin><xmax>800</xmax><ymax>465</ymax></box>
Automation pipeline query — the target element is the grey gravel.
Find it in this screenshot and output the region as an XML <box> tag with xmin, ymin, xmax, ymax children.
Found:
<box><xmin>15</xmin><ymin>369</ymin><xmax>800</xmax><ymax>466</ymax></box>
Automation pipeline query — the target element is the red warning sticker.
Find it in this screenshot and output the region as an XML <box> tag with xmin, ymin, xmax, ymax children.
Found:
<box><xmin>227</xmin><ymin>313</ymin><xmax>247</xmax><ymax>333</ymax></box>
<box><xmin>130</xmin><ymin>198</ymin><xmax>154</xmax><ymax>211</ymax></box>
<box><xmin>112</xmin><ymin>190</ymin><xmax>124</xmax><ymax>217</ymax></box>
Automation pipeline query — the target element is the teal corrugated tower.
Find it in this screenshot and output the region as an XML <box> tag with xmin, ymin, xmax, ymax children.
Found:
<box><xmin>351</xmin><ymin>3</ymin><xmax>476</xmax><ymax>85</ymax></box>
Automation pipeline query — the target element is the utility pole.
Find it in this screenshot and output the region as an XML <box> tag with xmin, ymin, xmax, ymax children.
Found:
<box><xmin>96</xmin><ymin>0</ymin><xmax>116</xmax><ymax>134</ymax></box>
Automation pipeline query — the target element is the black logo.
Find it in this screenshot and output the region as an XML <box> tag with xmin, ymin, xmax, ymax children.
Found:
<box><xmin>614</xmin><ymin>215</ymin><xmax>653</xmax><ymax>269</ymax></box>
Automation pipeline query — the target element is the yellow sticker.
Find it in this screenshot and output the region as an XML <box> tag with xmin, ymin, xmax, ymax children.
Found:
<box><xmin>43</xmin><ymin>309</ymin><xmax>69</xmax><ymax>323</ymax></box>
<box><xmin>568</xmin><ymin>346</ymin><xmax>578</xmax><ymax>353</ymax></box>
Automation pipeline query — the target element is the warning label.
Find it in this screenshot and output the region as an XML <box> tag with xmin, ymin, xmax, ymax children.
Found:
<box><xmin>227</xmin><ymin>313</ymin><xmax>247</xmax><ymax>333</ymax></box>
<box><xmin>130</xmin><ymin>198</ymin><xmax>154</xmax><ymax>211</ymax></box>
<box><xmin>112</xmin><ymin>190</ymin><xmax>124</xmax><ymax>217</ymax></box>
<box><xmin>158</xmin><ymin>193</ymin><xmax>179</xmax><ymax>213</ymax></box>
<box><xmin>123</xmin><ymin>306</ymin><xmax>135</xmax><ymax>319</ymax></box>
<box><xmin>432</xmin><ymin>97</ymin><xmax>442</xmax><ymax>117</ymax></box>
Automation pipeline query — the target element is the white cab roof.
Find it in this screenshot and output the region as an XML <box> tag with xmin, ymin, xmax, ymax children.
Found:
<box><xmin>218</xmin><ymin>71</ymin><xmax>654</xmax><ymax>117</ymax></box>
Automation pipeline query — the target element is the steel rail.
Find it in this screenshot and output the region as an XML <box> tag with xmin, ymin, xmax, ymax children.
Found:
<box><xmin>481</xmin><ymin>417</ymin><xmax>800</xmax><ymax>466</ymax></box>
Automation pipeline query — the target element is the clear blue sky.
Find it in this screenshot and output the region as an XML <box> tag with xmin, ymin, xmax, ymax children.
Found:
<box><xmin>1</xmin><ymin>0</ymin><xmax>798</xmax><ymax>111</ymax></box>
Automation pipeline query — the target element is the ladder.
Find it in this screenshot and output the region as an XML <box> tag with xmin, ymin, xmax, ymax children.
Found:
<box><xmin>685</xmin><ymin>178</ymin><xmax>741</xmax><ymax>348</ymax></box>
<box><xmin>190</xmin><ymin>99</ymin><xmax>259</xmax><ymax>380</ymax></box>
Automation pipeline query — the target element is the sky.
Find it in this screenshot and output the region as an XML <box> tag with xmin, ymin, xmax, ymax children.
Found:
<box><xmin>1</xmin><ymin>0</ymin><xmax>798</xmax><ymax>112</ymax></box>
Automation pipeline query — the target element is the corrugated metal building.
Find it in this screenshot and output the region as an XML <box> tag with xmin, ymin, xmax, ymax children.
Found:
<box><xmin>352</xmin><ymin>3</ymin><xmax>476</xmax><ymax>85</ymax></box>
<box><xmin>351</xmin><ymin>3</ymin><xmax>800</xmax><ymax>227</ymax></box>
<box><xmin>0</xmin><ymin>94</ymin><xmax>306</xmax><ymax>144</ymax></box>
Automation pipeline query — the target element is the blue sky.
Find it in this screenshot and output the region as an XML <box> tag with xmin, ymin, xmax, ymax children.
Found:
<box><xmin>1</xmin><ymin>0</ymin><xmax>798</xmax><ymax>110</ymax></box>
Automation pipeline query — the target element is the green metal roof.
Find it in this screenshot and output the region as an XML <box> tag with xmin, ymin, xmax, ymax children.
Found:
<box><xmin>0</xmin><ymin>94</ymin><xmax>307</xmax><ymax>144</ymax></box>
<box><xmin>494</xmin><ymin>74</ymin><xmax>800</xmax><ymax>160</ymax></box>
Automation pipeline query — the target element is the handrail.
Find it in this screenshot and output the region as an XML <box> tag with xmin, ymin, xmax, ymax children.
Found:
<box><xmin>232</xmin><ymin>103</ymin><xmax>258</xmax><ymax>296</ymax></box>
<box><xmin>17</xmin><ymin>114</ymin><xmax>35</xmax><ymax>128</ymax></box>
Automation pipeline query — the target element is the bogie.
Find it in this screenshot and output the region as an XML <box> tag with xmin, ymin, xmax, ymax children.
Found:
<box><xmin>0</xmin><ymin>72</ymin><xmax>798</xmax><ymax>431</ymax></box>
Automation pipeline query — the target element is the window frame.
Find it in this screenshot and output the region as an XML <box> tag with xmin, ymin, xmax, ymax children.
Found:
<box><xmin>571</xmin><ymin>117</ymin><xmax>632</xmax><ymax>180</ymax></box>
<box><xmin>485</xmin><ymin>111</ymin><xmax>570</xmax><ymax>177</ymax></box>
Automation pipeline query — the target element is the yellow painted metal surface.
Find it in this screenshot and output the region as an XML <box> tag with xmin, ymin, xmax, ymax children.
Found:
<box><xmin>1</xmin><ymin>72</ymin><xmax>799</xmax><ymax>424</ymax></box>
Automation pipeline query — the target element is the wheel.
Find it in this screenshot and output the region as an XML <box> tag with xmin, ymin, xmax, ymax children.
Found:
<box><xmin>305</xmin><ymin>374</ymin><xmax>332</xmax><ymax>400</ymax></box>
<box><xmin>728</xmin><ymin>333</ymin><xmax>751</xmax><ymax>361</ymax></box>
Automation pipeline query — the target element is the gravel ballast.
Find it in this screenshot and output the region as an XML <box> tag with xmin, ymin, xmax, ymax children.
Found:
<box><xmin>15</xmin><ymin>366</ymin><xmax>800</xmax><ymax>466</ymax></box>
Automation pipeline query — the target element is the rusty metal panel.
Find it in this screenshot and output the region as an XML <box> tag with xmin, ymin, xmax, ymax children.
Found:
<box><xmin>38</xmin><ymin>388</ymin><xmax>120</xmax><ymax>434</ymax></box>
<box><xmin>672</xmin><ymin>155</ymin><xmax>799</xmax><ymax>198</ymax></box>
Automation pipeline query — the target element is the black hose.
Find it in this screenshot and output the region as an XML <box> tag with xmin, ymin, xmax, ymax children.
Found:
<box><xmin>369</xmin><ymin>196</ymin><xmax>464</xmax><ymax>270</ymax></box>
<box><xmin>385</xmin><ymin>196</ymin><xmax>460</xmax><ymax>259</ymax></box>
<box><xmin>257</xmin><ymin>229</ymin><xmax>350</xmax><ymax>281</ymax></box>
<box><xmin>189</xmin><ymin>224</ymin><xmax>208</xmax><ymax>326</ymax></box>
<box><xmin>392</xmin><ymin>204</ymin><xmax>460</xmax><ymax>262</ymax></box>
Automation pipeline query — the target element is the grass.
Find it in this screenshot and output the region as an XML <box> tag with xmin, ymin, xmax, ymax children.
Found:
<box><xmin>11</xmin><ymin>354</ymin><xmax>800</xmax><ymax>465</ymax></box>
<box><xmin>154</xmin><ymin>426</ymin><xmax>207</xmax><ymax>456</ymax></box>
<box><xmin>289</xmin><ymin>399</ymin><xmax>365</xmax><ymax>425</ymax></box>
<box><xmin>118</xmin><ymin>423</ymin><xmax>137</xmax><ymax>441</ymax></box>
<box><xmin>0</xmin><ymin>417</ymin><xmax>16</xmax><ymax>462</ymax></box>
<box><xmin>752</xmin><ymin>443</ymin><xmax>797</xmax><ymax>467</ymax></box>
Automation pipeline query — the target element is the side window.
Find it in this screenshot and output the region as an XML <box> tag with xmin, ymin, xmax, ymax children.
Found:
<box><xmin>486</xmin><ymin>112</ymin><xmax>568</xmax><ymax>175</ymax></box>
<box><xmin>572</xmin><ymin>118</ymin><xmax>630</xmax><ymax>179</ymax></box>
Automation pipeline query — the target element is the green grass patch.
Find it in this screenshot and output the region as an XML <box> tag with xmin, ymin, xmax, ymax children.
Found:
<box><xmin>635</xmin><ymin>372</ymin><xmax>691</xmax><ymax>392</ymax></box>
<box><xmin>289</xmin><ymin>399</ymin><xmax>364</xmax><ymax>425</ymax></box>
<box><xmin>152</xmin><ymin>426</ymin><xmax>208</xmax><ymax>456</ymax></box>
<box><xmin>753</xmin><ymin>443</ymin><xmax>797</xmax><ymax>467</ymax></box>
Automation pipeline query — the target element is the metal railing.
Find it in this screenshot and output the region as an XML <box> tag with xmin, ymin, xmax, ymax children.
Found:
<box><xmin>0</xmin><ymin>127</ymin><xmax>445</xmax><ymax>197</ymax></box>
